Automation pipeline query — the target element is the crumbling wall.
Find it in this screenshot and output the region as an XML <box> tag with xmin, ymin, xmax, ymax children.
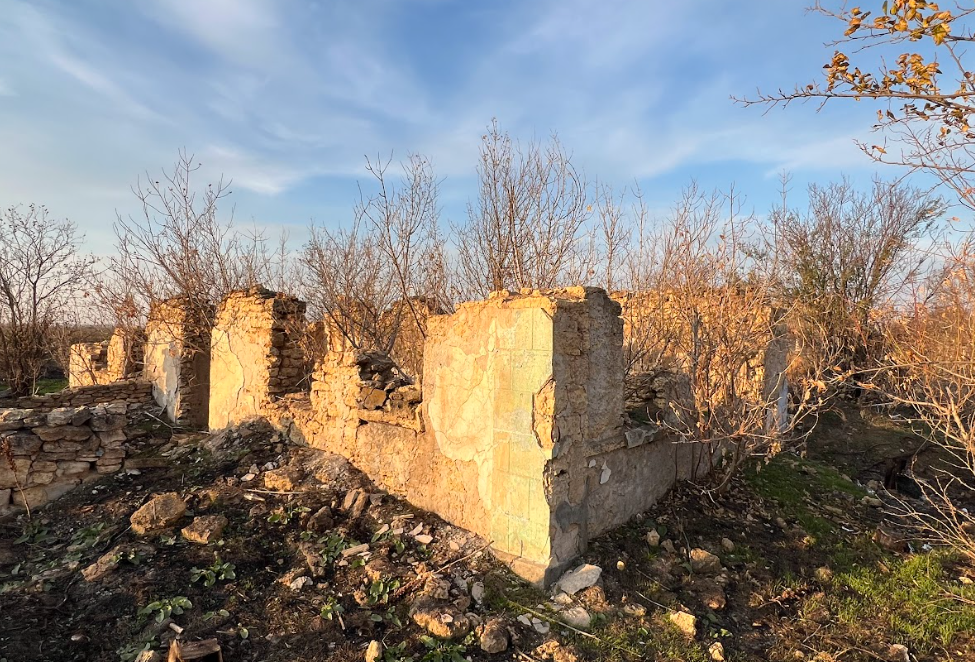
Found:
<box><xmin>613</xmin><ymin>289</ymin><xmax>790</xmax><ymax>431</ymax></box>
<box><xmin>92</xmin><ymin>286</ymin><xmax>739</xmax><ymax>586</ymax></box>
<box><xmin>0</xmin><ymin>404</ymin><xmax>129</xmax><ymax>515</ymax></box>
<box><xmin>68</xmin><ymin>341</ymin><xmax>108</xmax><ymax>388</ymax></box>
<box><xmin>68</xmin><ymin>329</ymin><xmax>145</xmax><ymax>388</ymax></box>
<box><xmin>208</xmin><ymin>288</ymin><xmax>306</xmax><ymax>430</ymax></box>
<box><xmin>144</xmin><ymin>299</ymin><xmax>212</xmax><ymax>427</ymax></box>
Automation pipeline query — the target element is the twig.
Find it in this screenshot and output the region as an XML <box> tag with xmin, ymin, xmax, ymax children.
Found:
<box><xmin>509</xmin><ymin>601</ymin><xmax>642</xmax><ymax>658</ymax></box>
<box><xmin>390</xmin><ymin>542</ymin><xmax>493</xmax><ymax>603</ymax></box>
<box><xmin>244</xmin><ymin>488</ymin><xmax>311</xmax><ymax>496</ymax></box>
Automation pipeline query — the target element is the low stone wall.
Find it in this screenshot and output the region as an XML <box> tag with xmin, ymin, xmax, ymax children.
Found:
<box><xmin>0</xmin><ymin>403</ymin><xmax>129</xmax><ymax>515</ymax></box>
<box><xmin>16</xmin><ymin>380</ymin><xmax>154</xmax><ymax>412</ymax></box>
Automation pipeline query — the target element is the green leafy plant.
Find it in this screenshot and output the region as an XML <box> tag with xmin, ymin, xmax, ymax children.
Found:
<box><xmin>190</xmin><ymin>557</ymin><xmax>236</xmax><ymax>587</ymax></box>
<box><xmin>419</xmin><ymin>635</ymin><xmax>468</xmax><ymax>662</ymax></box>
<box><xmin>138</xmin><ymin>596</ymin><xmax>192</xmax><ymax>623</ymax></box>
<box><xmin>203</xmin><ymin>609</ymin><xmax>230</xmax><ymax>621</ymax></box>
<box><xmin>366</xmin><ymin>578</ymin><xmax>401</xmax><ymax>606</ymax></box>
<box><xmin>14</xmin><ymin>521</ymin><xmax>51</xmax><ymax>546</ymax></box>
<box><xmin>116</xmin><ymin>638</ymin><xmax>156</xmax><ymax>662</ymax></box>
<box><xmin>319</xmin><ymin>595</ymin><xmax>345</xmax><ymax>621</ymax></box>
<box><xmin>267</xmin><ymin>504</ymin><xmax>310</xmax><ymax>525</ymax></box>
<box><xmin>71</xmin><ymin>523</ymin><xmax>108</xmax><ymax>548</ymax></box>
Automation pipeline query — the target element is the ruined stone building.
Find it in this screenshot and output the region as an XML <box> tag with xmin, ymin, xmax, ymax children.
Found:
<box><xmin>15</xmin><ymin>285</ymin><xmax>788</xmax><ymax>586</ymax></box>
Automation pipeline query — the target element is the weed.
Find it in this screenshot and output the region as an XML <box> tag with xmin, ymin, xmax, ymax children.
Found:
<box><xmin>14</xmin><ymin>521</ymin><xmax>51</xmax><ymax>546</ymax></box>
<box><xmin>138</xmin><ymin>596</ymin><xmax>193</xmax><ymax>623</ymax></box>
<box><xmin>827</xmin><ymin>551</ymin><xmax>975</xmax><ymax>653</ymax></box>
<box><xmin>365</xmin><ymin>577</ymin><xmax>401</xmax><ymax>606</ymax></box>
<box><xmin>418</xmin><ymin>634</ymin><xmax>470</xmax><ymax>662</ymax></box>
<box><xmin>71</xmin><ymin>523</ymin><xmax>108</xmax><ymax>548</ymax></box>
<box><xmin>267</xmin><ymin>504</ymin><xmax>310</xmax><ymax>525</ymax></box>
<box><xmin>190</xmin><ymin>557</ymin><xmax>236</xmax><ymax>587</ymax></box>
<box><xmin>319</xmin><ymin>595</ymin><xmax>345</xmax><ymax>621</ymax></box>
<box><xmin>116</xmin><ymin>639</ymin><xmax>156</xmax><ymax>662</ymax></box>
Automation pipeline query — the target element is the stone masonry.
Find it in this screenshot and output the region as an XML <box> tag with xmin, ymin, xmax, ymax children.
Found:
<box><xmin>68</xmin><ymin>328</ymin><xmax>145</xmax><ymax>388</ymax></box>
<box><xmin>73</xmin><ymin>285</ymin><xmax>788</xmax><ymax>586</ymax></box>
<box><xmin>144</xmin><ymin>298</ymin><xmax>212</xmax><ymax>428</ymax></box>
<box><xmin>0</xmin><ymin>403</ymin><xmax>129</xmax><ymax>515</ymax></box>
<box><xmin>209</xmin><ymin>287</ymin><xmax>307</xmax><ymax>430</ymax></box>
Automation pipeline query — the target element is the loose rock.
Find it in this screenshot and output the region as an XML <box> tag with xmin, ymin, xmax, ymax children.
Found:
<box><xmin>555</xmin><ymin>564</ymin><xmax>602</xmax><ymax>595</ymax></box>
<box><xmin>411</xmin><ymin>597</ymin><xmax>472</xmax><ymax>639</ymax></box>
<box><xmin>130</xmin><ymin>493</ymin><xmax>186</xmax><ymax>535</ymax></box>
<box><xmin>263</xmin><ymin>466</ymin><xmax>303</xmax><ymax>492</ymax></box>
<box><xmin>561</xmin><ymin>606</ymin><xmax>591</xmax><ymax>630</ymax></box>
<box><xmin>180</xmin><ymin>515</ymin><xmax>228</xmax><ymax>544</ymax></box>
<box><xmin>669</xmin><ymin>610</ymin><xmax>697</xmax><ymax>637</ymax></box>
<box><xmin>689</xmin><ymin>548</ymin><xmax>722</xmax><ymax>575</ymax></box>
<box><xmin>478</xmin><ymin>618</ymin><xmax>509</xmax><ymax>654</ymax></box>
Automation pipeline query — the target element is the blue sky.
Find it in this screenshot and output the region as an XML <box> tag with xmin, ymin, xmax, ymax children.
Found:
<box><xmin>0</xmin><ymin>0</ymin><xmax>899</xmax><ymax>252</ymax></box>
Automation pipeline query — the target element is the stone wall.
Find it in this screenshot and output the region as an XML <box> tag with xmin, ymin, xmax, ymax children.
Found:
<box><xmin>613</xmin><ymin>289</ymin><xmax>790</xmax><ymax>432</ymax></box>
<box><xmin>209</xmin><ymin>288</ymin><xmax>307</xmax><ymax>430</ymax></box>
<box><xmin>16</xmin><ymin>379</ymin><xmax>154</xmax><ymax>411</ymax></box>
<box><xmin>144</xmin><ymin>299</ymin><xmax>212</xmax><ymax>428</ymax></box>
<box><xmin>0</xmin><ymin>403</ymin><xmax>129</xmax><ymax>515</ymax></box>
<box><xmin>68</xmin><ymin>329</ymin><xmax>145</xmax><ymax>388</ymax></box>
<box><xmin>133</xmin><ymin>286</ymin><xmax>758</xmax><ymax>586</ymax></box>
<box><xmin>68</xmin><ymin>341</ymin><xmax>108</xmax><ymax>388</ymax></box>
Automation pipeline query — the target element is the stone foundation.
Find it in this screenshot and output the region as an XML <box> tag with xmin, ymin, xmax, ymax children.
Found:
<box><xmin>16</xmin><ymin>380</ymin><xmax>154</xmax><ymax>411</ymax></box>
<box><xmin>0</xmin><ymin>403</ymin><xmax>129</xmax><ymax>515</ymax></box>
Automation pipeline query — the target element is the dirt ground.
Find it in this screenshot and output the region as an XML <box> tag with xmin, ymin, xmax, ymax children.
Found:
<box><xmin>1</xmin><ymin>406</ymin><xmax>973</xmax><ymax>662</ymax></box>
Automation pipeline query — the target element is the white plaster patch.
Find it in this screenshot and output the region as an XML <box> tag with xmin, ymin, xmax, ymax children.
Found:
<box><xmin>600</xmin><ymin>462</ymin><xmax>611</xmax><ymax>485</ymax></box>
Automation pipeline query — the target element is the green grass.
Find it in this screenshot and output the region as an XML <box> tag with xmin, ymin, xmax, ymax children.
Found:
<box><xmin>825</xmin><ymin>551</ymin><xmax>975</xmax><ymax>653</ymax></box>
<box><xmin>35</xmin><ymin>378</ymin><xmax>67</xmax><ymax>394</ymax></box>
<box><xmin>744</xmin><ymin>453</ymin><xmax>867</xmax><ymax>542</ymax></box>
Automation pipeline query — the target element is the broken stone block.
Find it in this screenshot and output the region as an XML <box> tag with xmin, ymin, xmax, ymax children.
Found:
<box><xmin>305</xmin><ymin>506</ymin><xmax>334</xmax><ymax>533</ymax></box>
<box><xmin>130</xmin><ymin>493</ymin><xmax>186</xmax><ymax>535</ymax></box>
<box><xmin>410</xmin><ymin>597</ymin><xmax>472</xmax><ymax>639</ymax></box>
<box><xmin>365</xmin><ymin>640</ymin><xmax>382</xmax><ymax>662</ymax></box>
<box><xmin>669</xmin><ymin>610</ymin><xmax>697</xmax><ymax>637</ymax></box>
<box><xmin>263</xmin><ymin>466</ymin><xmax>303</xmax><ymax>492</ymax></box>
<box><xmin>554</xmin><ymin>564</ymin><xmax>602</xmax><ymax>595</ymax></box>
<box><xmin>181</xmin><ymin>515</ymin><xmax>228</xmax><ymax>544</ymax></box>
<box><xmin>342</xmin><ymin>488</ymin><xmax>369</xmax><ymax>519</ymax></box>
<box><xmin>478</xmin><ymin>618</ymin><xmax>509</xmax><ymax>654</ymax></box>
<box><xmin>689</xmin><ymin>548</ymin><xmax>722</xmax><ymax>575</ymax></box>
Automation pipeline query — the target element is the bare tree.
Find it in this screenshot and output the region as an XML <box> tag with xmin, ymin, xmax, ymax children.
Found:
<box><xmin>0</xmin><ymin>205</ymin><xmax>95</xmax><ymax>395</ymax></box>
<box><xmin>453</xmin><ymin>120</ymin><xmax>594</xmax><ymax>298</ymax></box>
<box><xmin>302</xmin><ymin>154</ymin><xmax>447</xmax><ymax>378</ymax></box>
<box><xmin>871</xmin><ymin>241</ymin><xmax>975</xmax><ymax>560</ymax></box>
<box><xmin>106</xmin><ymin>150</ymin><xmax>277</xmax><ymax>332</ymax></box>
<box><xmin>762</xmin><ymin>176</ymin><xmax>944</xmax><ymax>395</ymax></box>
<box><xmin>617</xmin><ymin>185</ymin><xmax>826</xmax><ymax>488</ymax></box>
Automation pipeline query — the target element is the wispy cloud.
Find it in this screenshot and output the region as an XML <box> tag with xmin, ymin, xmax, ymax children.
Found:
<box><xmin>0</xmin><ymin>0</ymin><xmax>892</xmax><ymax>245</ymax></box>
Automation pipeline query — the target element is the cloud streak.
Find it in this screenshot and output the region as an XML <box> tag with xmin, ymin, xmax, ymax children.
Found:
<box><xmin>0</xmin><ymin>0</ymin><xmax>891</xmax><ymax>244</ymax></box>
